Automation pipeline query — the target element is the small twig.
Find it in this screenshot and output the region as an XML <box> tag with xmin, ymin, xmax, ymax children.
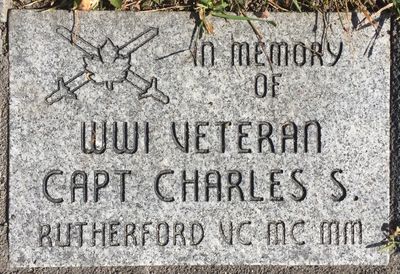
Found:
<box><xmin>23</xmin><ymin>0</ymin><xmax>46</xmax><ymax>7</ymax></box>
<box><xmin>334</xmin><ymin>0</ymin><xmax>349</xmax><ymax>32</ymax></box>
<box><xmin>370</xmin><ymin>3</ymin><xmax>394</xmax><ymax>19</ymax></box>
<box><xmin>124</xmin><ymin>0</ymin><xmax>142</xmax><ymax>9</ymax></box>
<box><xmin>140</xmin><ymin>5</ymin><xmax>191</xmax><ymax>12</ymax></box>
<box><xmin>319</xmin><ymin>12</ymin><xmax>329</xmax><ymax>49</ymax></box>
<box><xmin>268</xmin><ymin>1</ymin><xmax>289</xmax><ymax>11</ymax></box>
<box><xmin>356</xmin><ymin>0</ymin><xmax>378</xmax><ymax>29</ymax></box>
<box><xmin>235</xmin><ymin>6</ymin><xmax>274</xmax><ymax>72</ymax></box>
<box><xmin>72</xmin><ymin>10</ymin><xmax>80</xmax><ymax>45</ymax></box>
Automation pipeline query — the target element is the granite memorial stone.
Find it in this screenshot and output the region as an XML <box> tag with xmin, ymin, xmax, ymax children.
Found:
<box><xmin>9</xmin><ymin>11</ymin><xmax>390</xmax><ymax>266</ymax></box>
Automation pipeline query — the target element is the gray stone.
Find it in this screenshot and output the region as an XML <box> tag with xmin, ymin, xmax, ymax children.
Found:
<box><xmin>0</xmin><ymin>0</ymin><xmax>11</xmax><ymax>22</ymax></box>
<box><xmin>8</xmin><ymin>10</ymin><xmax>390</xmax><ymax>267</ymax></box>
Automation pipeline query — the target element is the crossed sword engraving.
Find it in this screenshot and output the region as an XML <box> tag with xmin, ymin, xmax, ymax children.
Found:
<box><xmin>45</xmin><ymin>26</ymin><xmax>169</xmax><ymax>105</ymax></box>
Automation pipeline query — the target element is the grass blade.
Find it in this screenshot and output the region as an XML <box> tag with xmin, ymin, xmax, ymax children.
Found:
<box><xmin>211</xmin><ymin>12</ymin><xmax>276</xmax><ymax>26</ymax></box>
<box><xmin>292</xmin><ymin>0</ymin><xmax>302</xmax><ymax>11</ymax></box>
<box><xmin>109</xmin><ymin>0</ymin><xmax>122</xmax><ymax>9</ymax></box>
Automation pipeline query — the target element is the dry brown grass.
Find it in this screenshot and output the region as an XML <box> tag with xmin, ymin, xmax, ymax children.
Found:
<box><xmin>13</xmin><ymin>0</ymin><xmax>397</xmax><ymax>28</ymax></box>
<box><xmin>117</xmin><ymin>0</ymin><xmax>387</xmax><ymax>13</ymax></box>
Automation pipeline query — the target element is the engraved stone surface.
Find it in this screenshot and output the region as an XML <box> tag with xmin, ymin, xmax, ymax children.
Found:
<box><xmin>9</xmin><ymin>11</ymin><xmax>390</xmax><ymax>267</ymax></box>
<box><xmin>0</xmin><ymin>0</ymin><xmax>10</xmax><ymax>22</ymax></box>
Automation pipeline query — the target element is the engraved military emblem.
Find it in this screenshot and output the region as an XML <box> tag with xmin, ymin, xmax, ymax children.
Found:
<box><xmin>45</xmin><ymin>26</ymin><xmax>169</xmax><ymax>105</ymax></box>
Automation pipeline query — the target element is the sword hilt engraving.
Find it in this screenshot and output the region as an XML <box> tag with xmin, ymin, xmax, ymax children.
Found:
<box><xmin>139</xmin><ymin>78</ymin><xmax>169</xmax><ymax>104</ymax></box>
<box><xmin>45</xmin><ymin>78</ymin><xmax>77</xmax><ymax>105</ymax></box>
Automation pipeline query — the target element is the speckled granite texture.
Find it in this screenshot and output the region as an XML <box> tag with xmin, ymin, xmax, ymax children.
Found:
<box><xmin>7</xmin><ymin>11</ymin><xmax>391</xmax><ymax>267</ymax></box>
<box><xmin>0</xmin><ymin>0</ymin><xmax>10</xmax><ymax>22</ymax></box>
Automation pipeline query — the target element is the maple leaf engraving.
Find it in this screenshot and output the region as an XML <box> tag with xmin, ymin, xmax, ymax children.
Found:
<box><xmin>83</xmin><ymin>38</ymin><xmax>130</xmax><ymax>90</ymax></box>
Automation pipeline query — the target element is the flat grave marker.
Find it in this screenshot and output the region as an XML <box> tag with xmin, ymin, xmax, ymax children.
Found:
<box><xmin>9</xmin><ymin>11</ymin><xmax>390</xmax><ymax>266</ymax></box>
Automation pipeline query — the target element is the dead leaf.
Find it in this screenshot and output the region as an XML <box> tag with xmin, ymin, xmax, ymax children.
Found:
<box><xmin>79</xmin><ymin>0</ymin><xmax>91</xmax><ymax>10</ymax></box>
<box><xmin>258</xmin><ymin>9</ymin><xmax>269</xmax><ymax>18</ymax></box>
